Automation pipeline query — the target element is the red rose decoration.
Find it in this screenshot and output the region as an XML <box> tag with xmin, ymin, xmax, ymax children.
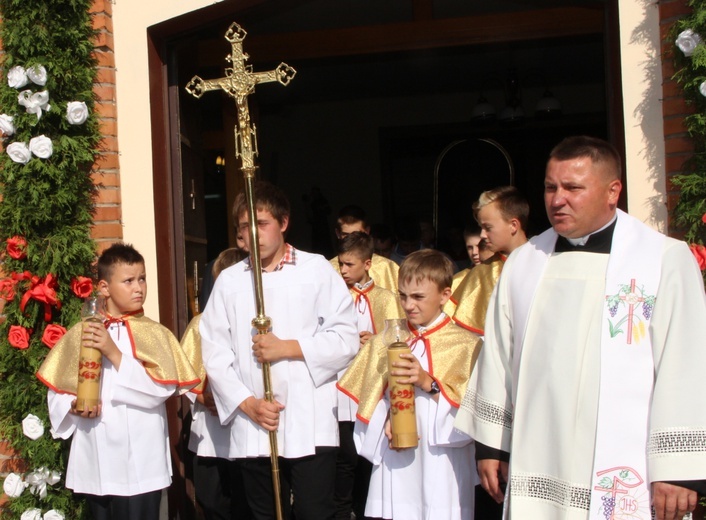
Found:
<box><xmin>689</xmin><ymin>244</ymin><xmax>706</xmax><ymax>270</ymax></box>
<box><xmin>70</xmin><ymin>276</ymin><xmax>93</xmax><ymax>298</ymax></box>
<box><xmin>702</xmin><ymin>213</ymin><xmax>706</xmax><ymax>225</ymax></box>
<box><xmin>41</xmin><ymin>324</ymin><xmax>67</xmax><ymax>349</ymax></box>
<box><xmin>6</xmin><ymin>236</ymin><xmax>27</xmax><ymax>260</ymax></box>
<box><xmin>0</xmin><ymin>278</ymin><xmax>15</xmax><ymax>301</ymax></box>
<box><xmin>8</xmin><ymin>325</ymin><xmax>30</xmax><ymax>349</ymax></box>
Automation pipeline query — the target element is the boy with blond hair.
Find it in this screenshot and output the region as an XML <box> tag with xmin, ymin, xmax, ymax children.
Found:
<box><xmin>452</xmin><ymin>186</ymin><xmax>529</xmax><ymax>336</ymax></box>
<box><xmin>335</xmin><ymin>231</ymin><xmax>402</xmax><ymax>519</ymax></box>
<box><xmin>338</xmin><ymin>249</ymin><xmax>482</xmax><ymax>520</ymax></box>
<box><xmin>38</xmin><ymin>243</ymin><xmax>199</xmax><ymax>519</ymax></box>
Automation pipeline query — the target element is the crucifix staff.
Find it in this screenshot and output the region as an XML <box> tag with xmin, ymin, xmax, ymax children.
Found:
<box><xmin>186</xmin><ymin>22</ymin><xmax>296</xmax><ymax>520</ymax></box>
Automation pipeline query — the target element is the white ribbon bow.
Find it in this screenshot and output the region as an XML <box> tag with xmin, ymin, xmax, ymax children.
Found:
<box><xmin>17</xmin><ymin>90</ymin><xmax>50</xmax><ymax>121</ymax></box>
<box><xmin>25</xmin><ymin>467</ymin><xmax>61</xmax><ymax>499</ymax></box>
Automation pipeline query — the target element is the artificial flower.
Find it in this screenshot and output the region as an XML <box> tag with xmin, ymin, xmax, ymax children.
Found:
<box><xmin>66</xmin><ymin>101</ymin><xmax>88</xmax><ymax>125</ymax></box>
<box><xmin>20</xmin><ymin>273</ymin><xmax>61</xmax><ymax>322</ymax></box>
<box><xmin>689</xmin><ymin>243</ymin><xmax>706</xmax><ymax>270</ymax></box>
<box><xmin>7</xmin><ymin>66</ymin><xmax>28</xmax><ymax>89</ymax></box>
<box><xmin>25</xmin><ymin>468</ymin><xmax>60</xmax><ymax>499</ymax></box>
<box><xmin>43</xmin><ymin>511</ymin><xmax>64</xmax><ymax>520</ymax></box>
<box><xmin>8</xmin><ymin>325</ymin><xmax>31</xmax><ymax>349</ymax></box>
<box><xmin>22</xmin><ymin>414</ymin><xmax>44</xmax><ymax>440</ymax></box>
<box><xmin>676</xmin><ymin>29</ymin><xmax>702</xmax><ymax>57</ymax></box>
<box><xmin>41</xmin><ymin>324</ymin><xmax>66</xmax><ymax>349</ymax></box>
<box><xmin>702</xmin><ymin>213</ymin><xmax>706</xmax><ymax>224</ymax></box>
<box><xmin>29</xmin><ymin>135</ymin><xmax>53</xmax><ymax>159</ymax></box>
<box><xmin>7</xmin><ymin>235</ymin><xmax>28</xmax><ymax>260</ymax></box>
<box><xmin>71</xmin><ymin>276</ymin><xmax>93</xmax><ymax>298</ymax></box>
<box><xmin>0</xmin><ymin>278</ymin><xmax>15</xmax><ymax>301</ymax></box>
<box><xmin>18</xmin><ymin>90</ymin><xmax>50</xmax><ymax>121</ymax></box>
<box><xmin>0</xmin><ymin>114</ymin><xmax>15</xmax><ymax>136</ymax></box>
<box><xmin>26</xmin><ymin>65</ymin><xmax>47</xmax><ymax>86</ymax></box>
<box><xmin>3</xmin><ymin>472</ymin><xmax>28</xmax><ymax>498</ymax></box>
<box><xmin>21</xmin><ymin>509</ymin><xmax>41</xmax><ymax>520</ymax></box>
<box><xmin>6</xmin><ymin>142</ymin><xmax>32</xmax><ymax>164</ymax></box>
<box><xmin>700</xmin><ymin>80</ymin><xmax>706</xmax><ymax>98</ymax></box>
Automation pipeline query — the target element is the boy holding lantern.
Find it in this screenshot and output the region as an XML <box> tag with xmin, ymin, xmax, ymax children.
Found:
<box><xmin>337</xmin><ymin>249</ymin><xmax>482</xmax><ymax>520</ymax></box>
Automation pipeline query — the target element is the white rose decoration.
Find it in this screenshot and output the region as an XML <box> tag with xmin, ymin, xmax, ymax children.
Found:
<box><xmin>29</xmin><ymin>136</ymin><xmax>53</xmax><ymax>159</ymax></box>
<box><xmin>22</xmin><ymin>414</ymin><xmax>44</xmax><ymax>440</ymax></box>
<box><xmin>7</xmin><ymin>66</ymin><xmax>28</xmax><ymax>89</ymax></box>
<box><xmin>21</xmin><ymin>509</ymin><xmax>41</xmax><ymax>520</ymax></box>
<box><xmin>676</xmin><ymin>28</ymin><xmax>702</xmax><ymax>57</ymax></box>
<box><xmin>18</xmin><ymin>90</ymin><xmax>51</xmax><ymax>121</ymax></box>
<box><xmin>3</xmin><ymin>472</ymin><xmax>28</xmax><ymax>498</ymax></box>
<box><xmin>26</xmin><ymin>65</ymin><xmax>47</xmax><ymax>86</ymax></box>
<box><xmin>6</xmin><ymin>142</ymin><xmax>32</xmax><ymax>164</ymax></box>
<box><xmin>0</xmin><ymin>114</ymin><xmax>15</xmax><ymax>136</ymax></box>
<box><xmin>43</xmin><ymin>511</ymin><xmax>64</xmax><ymax>520</ymax></box>
<box><xmin>699</xmin><ymin>80</ymin><xmax>706</xmax><ymax>98</ymax></box>
<box><xmin>66</xmin><ymin>101</ymin><xmax>89</xmax><ymax>125</ymax></box>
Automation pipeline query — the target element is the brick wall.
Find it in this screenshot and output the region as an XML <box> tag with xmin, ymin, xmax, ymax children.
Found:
<box><xmin>660</xmin><ymin>0</ymin><xmax>694</xmax><ymax>236</ymax></box>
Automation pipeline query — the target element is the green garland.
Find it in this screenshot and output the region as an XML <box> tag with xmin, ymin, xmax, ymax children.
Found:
<box><xmin>671</xmin><ymin>0</ymin><xmax>706</xmax><ymax>279</ymax></box>
<box><xmin>0</xmin><ymin>0</ymin><xmax>100</xmax><ymax>517</ymax></box>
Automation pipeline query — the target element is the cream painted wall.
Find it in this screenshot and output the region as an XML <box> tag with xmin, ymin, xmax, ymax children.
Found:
<box><xmin>113</xmin><ymin>0</ymin><xmax>218</xmax><ymax>319</ymax></box>
<box><xmin>619</xmin><ymin>0</ymin><xmax>668</xmax><ymax>232</ymax></box>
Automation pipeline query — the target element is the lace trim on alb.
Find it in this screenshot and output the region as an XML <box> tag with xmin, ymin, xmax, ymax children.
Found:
<box><xmin>647</xmin><ymin>428</ymin><xmax>706</xmax><ymax>456</ymax></box>
<box><xmin>461</xmin><ymin>389</ymin><xmax>512</xmax><ymax>429</ymax></box>
<box><xmin>511</xmin><ymin>472</ymin><xmax>591</xmax><ymax>511</ymax></box>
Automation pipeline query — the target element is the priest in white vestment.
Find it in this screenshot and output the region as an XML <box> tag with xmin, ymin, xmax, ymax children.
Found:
<box><xmin>454</xmin><ymin>136</ymin><xmax>706</xmax><ymax>520</ymax></box>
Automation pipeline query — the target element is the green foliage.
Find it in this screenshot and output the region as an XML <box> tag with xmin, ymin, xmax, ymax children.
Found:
<box><xmin>672</xmin><ymin>1</ymin><xmax>706</xmax><ymax>248</ymax></box>
<box><xmin>0</xmin><ymin>0</ymin><xmax>100</xmax><ymax>517</ymax></box>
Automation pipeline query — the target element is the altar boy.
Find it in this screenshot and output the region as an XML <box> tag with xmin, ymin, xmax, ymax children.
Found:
<box><xmin>338</xmin><ymin>249</ymin><xmax>482</xmax><ymax>520</ymax></box>
<box><xmin>199</xmin><ymin>181</ymin><xmax>358</xmax><ymax>520</ymax></box>
<box><xmin>37</xmin><ymin>243</ymin><xmax>199</xmax><ymax>520</ymax></box>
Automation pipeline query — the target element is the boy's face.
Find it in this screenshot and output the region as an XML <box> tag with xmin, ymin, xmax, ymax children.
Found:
<box><xmin>478</xmin><ymin>202</ymin><xmax>517</xmax><ymax>255</ymax></box>
<box><xmin>398</xmin><ymin>277</ymin><xmax>451</xmax><ymax>328</ymax></box>
<box><xmin>465</xmin><ymin>234</ymin><xmax>482</xmax><ymax>265</ymax></box>
<box><xmin>238</xmin><ymin>208</ymin><xmax>288</xmax><ymax>268</ymax></box>
<box><xmin>338</xmin><ymin>252</ymin><xmax>371</xmax><ymax>287</ymax></box>
<box><xmin>98</xmin><ymin>262</ymin><xmax>147</xmax><ymax>316</ymax></box>
<box><xmin>336</xmin><ymin>221</ymin><xmax>368</xmax><ymax>241</ymax></box>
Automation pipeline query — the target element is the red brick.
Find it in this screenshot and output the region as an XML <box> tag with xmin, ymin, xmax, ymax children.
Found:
<box><xmin>99</xmin><ymin>136</ymin><xmax>119</xmax><ymax>154</ymax></box>
<box><xmin>662</xmin><ymin>79</ymin><xmax>684</xmax><ymax>99</ymax></box>
<box><xmin>99</xmin><ymin>118</ymin><xmax>117</xmax><ymax>137</ymax></box>
<box><xmin>659</xmin><ymin>0</ymin><xmax>692</xmax><ymax>21</ymax></box>
<box><xmin>94</xmin><ymin>205</ymin><xmax>122</xmax><ymax>222</ymax></box>
<box><xmin>662</xmin><ymin>96</ymin><xmax>691</xmax><ymax>117</ymax></box>
<box><xmin>663</xmin><ymin>116</ymin><xmax>688</xmax><ymax>136</ymax></box>
<box><xmin>96</xmin><ymin>240</ymin><xmax>121</xmax><ymax>254</ymax></box>
<box><xmin>94</xmin><ymin>152</ymin><xmax>120</xmax><ymax>170</ymax></box>
<box><xmin>665</xmin><ymin>136</ymin><xmax>695</xmax><ymax>154</ymax></box>
<box><xmin>92</xmin><ymin>12</ymin><xmax>113</xmax><ymax>33</ymax></box>
<box><xmin>91</xmin><ymin>222</ymin><xmax>123</xmax><ymax>239</ymax></box>
<box><xmin>94</xmin><ymin>31</ymin><xmax>114</xmax><ymax>51</ymax></box>
<box><xmin>0</xmin><ymin>456</ymin><xmax>28</xmax><ymax>474</ymax></box>
<box><xmin>665</xmin><ymin>153</ymin><xmax>692</xmax><ymax>174</ymax></box>
<box><xmin>93</xmin><ymin>84</ymin><xmax>116</xmax><ymax>103</ymax></box>
<box><xmin>95</xmin><ymin>101</ymin><xmax>117</xmax><ymax>119</ymax></box>
<box><xmin>94</xmin><ymin>50</ymin><xmax>115</xmax><ymax>68</ymax></box>
<box><xmin>90</xmin><ymin>0</ymin><xmax>113</xmax><ymax>16</ymax></box>
<box><xmin>92</xmin><ymin>172</ymin><xmax>120</xmax><ymax>187</ymax></box>
<box><xmin>96</xmin><ymin>67</ymin><xmax>116</xmax><ymax>85</ymax></box>
<box><xmin>95</xmin><ymin>187</ymin><xmax>121</xmax><ymax>204</ymax></box>
<box><xmin>662</xmin><ymin>59</ymin><xmax>676</xmax><ymax>79</ymax></box>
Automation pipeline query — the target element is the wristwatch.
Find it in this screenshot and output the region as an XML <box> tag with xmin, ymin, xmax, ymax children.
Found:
<box><xmin>427</xmin><ymin>379</ymin><xmax>440</xmax><ymax>395</ymax></box>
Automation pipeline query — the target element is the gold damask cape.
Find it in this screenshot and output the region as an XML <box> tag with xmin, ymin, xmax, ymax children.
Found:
<box><xmin>451</xmin><ymin>254</ymin><xmax>505</xmax><ymax>335</ymax></box>
<box><xmin>350</xmin><ymin>283</ymin><xmax>404</xmax><ymax>334</ymax></box>
<box><xmin>37</xmin><ymin>313</ymin><xmax>200</xmax><ymax>395</ymax></box>
<box><xmin>179</xmin><ymin>314</ymin><xmax>207</xmax><ymax>394</ymax></box>
<box><xmin>330</xmin><ymin>254</ymin><xmax>400</xmax><ymax>293</ymax></box>
<box><xmin>337</xmin><ymin>316</ymin><xmax>481</xmax><ymax>423</ymax></box>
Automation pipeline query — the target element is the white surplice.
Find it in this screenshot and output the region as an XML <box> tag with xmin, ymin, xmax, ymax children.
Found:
<box><xmin>199</xmin><ymin>249</ymin><xmax>359</xmax><ymax>459</ymax></box>
<box><xmin>48</xmin><ymin>321</ymin><xmax>175</xmax><ymax>496</ymax></box>
<box><xmin>456</xmin><ymin>220</ymin><xmax>706</xmax><ymax>519</ymax></box>
<box><xmin>355</xmin><ymin>315</ymin><xmax>476</xmax><ymax>520</ymax></box>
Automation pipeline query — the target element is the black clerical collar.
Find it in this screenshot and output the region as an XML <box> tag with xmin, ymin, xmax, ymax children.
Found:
<box><xmin>554</xmin><ymin>219</ymin><xmax>616</xmax><ymax>254</ymax></box>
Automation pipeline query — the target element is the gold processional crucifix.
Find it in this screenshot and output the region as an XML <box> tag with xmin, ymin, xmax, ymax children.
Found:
<box><xmin>185</xmin><ymin>22</ymin><xmax>296</xmax><ymax>520</ymax></box>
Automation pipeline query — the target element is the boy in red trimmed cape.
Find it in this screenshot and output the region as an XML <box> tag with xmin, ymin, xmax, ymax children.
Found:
<box><xmin>337</xmin><ymin>249</ymin><xmax>481</xmax><ymax>520</ymax></box>
<box><xmin>38</xmin><ymin>243</ymin><xmax>199</xmax><ymax>520</ymax></box>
